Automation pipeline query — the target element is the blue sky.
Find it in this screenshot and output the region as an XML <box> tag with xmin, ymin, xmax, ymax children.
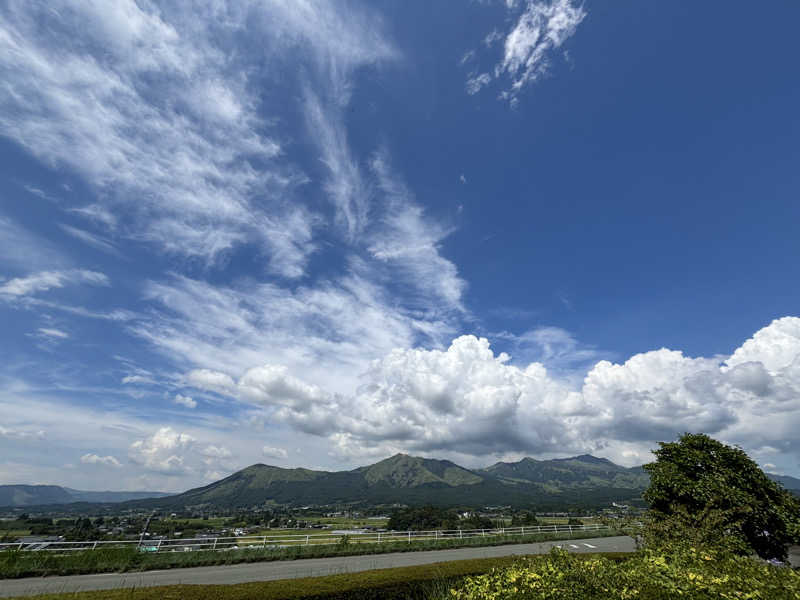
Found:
<box><xmin>1</xmin><ymin>0</ymin><xmax>799</xmax><ymax>492</ymax></box>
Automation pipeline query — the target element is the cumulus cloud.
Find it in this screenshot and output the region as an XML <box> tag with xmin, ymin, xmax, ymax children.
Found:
<box><xmin>262</xmin><ymin>446</ymin><xmax>289</xmax><ymax>460</ymax></box>
<box><xmin>128</xmin><ymin>427</ymin><xmax>234</xmax><ymax>479</ymax></box>
<box><xmin>174</xmin><ymin>394</ymin><xmax>197</xmax><ymax>409</ymax></box>
<box><xmin>184</xmin><ymin>317</ymin><xmax>800</xmax><ymax>467</ymax></box>
<box><xmin>80</xmin><ymin>453</ymin><xmax>122</xmax><ymax>467</ymax></box>
<box><xmin>465</xmin><ymin>0</ymin><xmax>586</xmax><ymax>104</ymax></box>
<box><xmin>128</xmin><ymin>427</ymin><xmax>196</xmax><ymax>475</ymax></box>
<box><xmin>0</xmin><ymin>270</ymin><xmax>108</xmax><ymax>297</ymax></box>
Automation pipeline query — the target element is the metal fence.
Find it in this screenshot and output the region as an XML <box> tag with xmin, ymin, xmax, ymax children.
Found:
<box><xmin>0</xmin><ymin>523</ymin><xmax>609</xmax><ymax>554</ymax></box>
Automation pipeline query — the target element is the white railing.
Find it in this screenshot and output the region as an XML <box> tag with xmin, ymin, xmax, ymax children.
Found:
<box><xmin>0</xmin><ymin>524</ymin><xmax>609</xmax><ymax>554</ymax></box>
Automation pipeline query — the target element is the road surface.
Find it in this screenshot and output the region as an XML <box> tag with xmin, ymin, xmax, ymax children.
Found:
<box><xmin>0</xmin><ymin>535</ymin><xmax>635</xmax><ymax>598</ymax></box>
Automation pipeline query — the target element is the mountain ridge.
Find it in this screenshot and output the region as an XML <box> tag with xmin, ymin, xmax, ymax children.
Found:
<box><xmin>0</xmin><ymin>485</ymin><xmax>171</xmax><ymax>508</ymax></box>
<box><xmin>4</xmin><ymin>453</ymin><xmax>798</xmax><ymax>510</ymax></box>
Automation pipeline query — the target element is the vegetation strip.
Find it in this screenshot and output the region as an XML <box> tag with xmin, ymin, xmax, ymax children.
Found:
<box><xmin>0</xmin><ymin>529</ymin><xmax>619</xmax><ymax>579</ymax></box>
<box><xmin>6</xmin><ymin>553</ymin><xmax>633</xmax><ymax>600</ymax></box>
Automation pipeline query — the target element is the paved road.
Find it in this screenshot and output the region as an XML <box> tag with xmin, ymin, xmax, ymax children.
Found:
<box><xmin>1</xmin><ymin>536</ymin><xmax>634</xmax><ymax>598</ymax></box>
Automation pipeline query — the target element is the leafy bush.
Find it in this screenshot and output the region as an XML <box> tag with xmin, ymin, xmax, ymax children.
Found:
<box><xmin>448</xmin><ymin>546</ymin><xmax>800</xmax><ymax>600</ymax></box>
<box><xmin>643</xmin><ymin>433</ymin><xmax>800</xmax><ymax>560</ymax></box>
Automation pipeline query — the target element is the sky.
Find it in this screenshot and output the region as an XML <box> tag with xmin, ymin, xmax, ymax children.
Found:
<box><xmin>1</xmin><ymin>0</ymin><xmax>799</xmax><ymax>493</ymax></box>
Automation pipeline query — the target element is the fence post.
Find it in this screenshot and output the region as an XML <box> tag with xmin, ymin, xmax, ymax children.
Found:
<box><xmin>408</xmin><ymin>531</ymin><xmax>411</xmax><ymax>543</ymax></box>
<box><xmin>306</xmin><ymin>535</ymin><xmax>309</xmax><ymax>545</ymax></box>
<box><xmin>521</xmin><ymin>526</ymin><xmax>525</xmax><ymax>536</ymax></box>
<box><xmin>92</xmin><ymin>542</ymin><xmax>97</xmax><ymax>550</ymax></box>
<box><xmin>459</xmin><ymin>529</ymin><xmax>462</xmax><ymax>539</ymax></box>
<box><xmin>18</xmin><ymin>543</ymin><xmax>23</xmax><ymax>551</ymax></box>
<box><xmin>212</xmin><ymin>538</ymin><xmax>218</xmax><ymax>551</ymax></box>
<box><xmin>377</xmin><ymin>532</ymin><xmax>381</xmax><ymax>543</ymax></box>
<box><xmin>262</xmin><ymin>535</ymin><xmax>267</xmax><ymax>549</ymax></box>
<box><xmin>481</xmin><ymin>529</ymin><xmax>486</xmax><ymax>537</ymax></box>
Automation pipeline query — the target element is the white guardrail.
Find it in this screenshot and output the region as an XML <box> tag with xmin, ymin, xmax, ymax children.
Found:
<box><xmin>0</xmin><ymin>524</ymin><xmax>609</xmax><ymax>554</ymax></box>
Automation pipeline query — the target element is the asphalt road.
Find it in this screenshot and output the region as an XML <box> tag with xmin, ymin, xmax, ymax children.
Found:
<box><xmin>0</xmin><ymin>536</ymin><xmax>635</xmax><ymax>598</ymax></box>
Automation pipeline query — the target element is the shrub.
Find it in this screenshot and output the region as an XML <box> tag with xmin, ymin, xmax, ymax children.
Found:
<box><xmin>448</xmin><ymin>546</ymin><xmax>800</xmax><ymax>600</ymax></box>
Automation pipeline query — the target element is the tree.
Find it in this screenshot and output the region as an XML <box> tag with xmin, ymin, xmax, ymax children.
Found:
<box><xmin>643</xmin><ymin>433</ymin><xmax>800</xmax><ymax>560</ymax></box>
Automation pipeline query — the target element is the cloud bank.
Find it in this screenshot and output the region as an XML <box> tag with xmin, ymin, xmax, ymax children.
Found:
<box><xmin>185</xmin><ymin>317</ymin><xmax>800</xmax><ymax>467</ymax></box>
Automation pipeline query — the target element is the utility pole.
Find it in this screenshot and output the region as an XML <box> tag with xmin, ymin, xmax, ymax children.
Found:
<box><xmin>138</xmin><ymin>511</ymin><xmax>156</xmax><ymax>548</ymax></box>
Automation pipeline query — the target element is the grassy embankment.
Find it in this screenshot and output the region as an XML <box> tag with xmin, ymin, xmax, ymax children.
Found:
<box><xmin>0</xmin><ymin>528</ymin><xmax>618</xmax><ymax>579</ymax></box>
<box><xmin>5</xmin><ymin>552</ymin><xmax>634</xmax><ymax>600</ymax></box>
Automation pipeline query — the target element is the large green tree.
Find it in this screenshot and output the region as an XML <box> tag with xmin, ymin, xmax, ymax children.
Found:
<box><xmin>643</xmin><ymin>433</ymin><xmax>800</xmax><ymax>560</ymax></box>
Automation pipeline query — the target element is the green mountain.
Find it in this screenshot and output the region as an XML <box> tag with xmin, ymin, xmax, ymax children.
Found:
<box><xmin>358</xmin><ymin>454</ymin><xmax>483</xmax><ymax>487</ymax></box>
<box><xmin>481</xmin><ymin>455</ymin><xmax>649</xmax><ymax>490</ymax></box>
<box><xmin>0</xmin><ymin>485</ymin><xmax>170</xmax><ymax>507</ymax></box>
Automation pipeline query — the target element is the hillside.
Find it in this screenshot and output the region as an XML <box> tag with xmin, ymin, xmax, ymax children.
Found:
<box><xmin>0</xmin><ymin>485</ymin><xmax>170</xmax><ymax>507</ymax></box>
<box><xmin>481</xmin><ymin>455</ymin><xmax>649</xmax><ymax>490</ymax></box>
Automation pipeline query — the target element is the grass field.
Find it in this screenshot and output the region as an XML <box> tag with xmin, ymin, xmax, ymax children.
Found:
<box><xmin>0</xmin><ymin>528</ymin><xmax>620</xmax><ymax>579</ymax></box>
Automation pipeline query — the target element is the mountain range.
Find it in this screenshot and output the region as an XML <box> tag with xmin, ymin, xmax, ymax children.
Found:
<box><xmin>0</xmin><ymin>485</ymin><xmax>171</xmax><ymax>508</ymax></box>
<box><xmin>4</xmin><ymin>454</ymin><xmax>799</xmax><ymax>510</ymax></box>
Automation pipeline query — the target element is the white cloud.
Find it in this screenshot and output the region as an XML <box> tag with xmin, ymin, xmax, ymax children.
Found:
<box><xmin>304</xmin><ymin>89</ymin><xmax>369</xmax><ymax>240</ymax></box>
<box><xmin>122</xmin><ymin>375</ymin><xmax>153</xmax><ymax>385</ymax></box>
<box><xmin>466</xmin><ymin>72</ymin><xmax>492</xmax><ymax>95</ymax></box>
<box><xmin>80</xmin><ymin>453</ymin><xmax>122</xmax><ymax>467</ymax></box>
<box><xmin>174</xmin><ymin>394</ymin><xmax>197</xmax><ymax>409</ymax></box>
<box><xmin>128</xmin><ymin>427</ymin><xmax>195</xmax><ymax>475</ymax></box>
<box><xmin>0</xmin><ymin>426</ymin><xmax>45</xmax><ymax>440</ymax></box>
<box><xmin>465</xmin><ymin>0</ymin><xmax>586</xmax><ymax>104</ymax></box>
<box><xmin>37</xmin><ymin>328</ymin><xmax>69</xmax><ymax>339</ymax></box>
<box><xmin>0</xmin><ymin>269</ymin><xmax>108</xmax><ymax>297</ymax></box>
<box><xmin>263</xmin><ymin>446</ymin><xmax>288</xmax><ymax>460</ymax></box>
<box><xmin>367</xmin><ymin>153</ymin><xmax>466</xmax><ymax>314</ymax></box>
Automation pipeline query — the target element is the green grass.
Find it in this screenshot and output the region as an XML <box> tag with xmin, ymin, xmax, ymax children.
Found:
<box><xmin>5</xmin><ymin>552</ymin><xmax>633</xmax><ymax>600</ymax></box>
<box><xmin>0</xmin><ymin>528</ymin><xmax>620</xmax><ymax>579</ymax></box>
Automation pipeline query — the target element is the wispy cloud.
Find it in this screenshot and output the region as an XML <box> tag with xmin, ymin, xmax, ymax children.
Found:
<box><xmin>0</xmin><ymin>1</ymin><xmax>320</xmax><ymax>276</ymax></box>
<box><xmin>0</xmin><ymin>269</ymin><xmax>108</xmax><ymax>297</ymax></box>
<box><xmin>464</xmin><ymin>0</ymin><xmax>586</xmax><ymax>104</ymax></box>
<box><xmin>59</xmin><ymin>224</ymin><xmax>121</xmax><ymax>256</ymax></box>
<box><xmin>36</xmin><ymin>328</ymin><xmax>69</xmax><ymax>340</ymax></box>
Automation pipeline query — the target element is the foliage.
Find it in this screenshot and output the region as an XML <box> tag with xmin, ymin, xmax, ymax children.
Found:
<box><xmin>642</xmin><ymin>433</ymin><xmax>800</xmax><ymax>560</ymax></box>
<box><xmin>448</xmin><ymin>546</ymin><xmax>800</xmax><ymax>600</ymax></box>
<box><xmin>510</xmin><ymin>511</ymin><xmax>539</xmax><ymax>526</ymax></box>
<box><xmin>387</xmin><ymin>505</ymin><xmax>459</xmax><ymax>530</ymax></box>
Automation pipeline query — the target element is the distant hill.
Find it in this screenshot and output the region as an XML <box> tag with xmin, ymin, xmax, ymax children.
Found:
<box><xmin>0</xmin><ymin>485</ymin><xmax>170</xmax><ymax>508</ymax></box>
<box><xmin>766</xmin><ymin>473</ymin><xmax>800</xmax><ymax>492</ymax></box>
<box><xmin>480</xmin><ymin>455</ymin><xmax>649</xmax><ymax>490</ymax></box>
